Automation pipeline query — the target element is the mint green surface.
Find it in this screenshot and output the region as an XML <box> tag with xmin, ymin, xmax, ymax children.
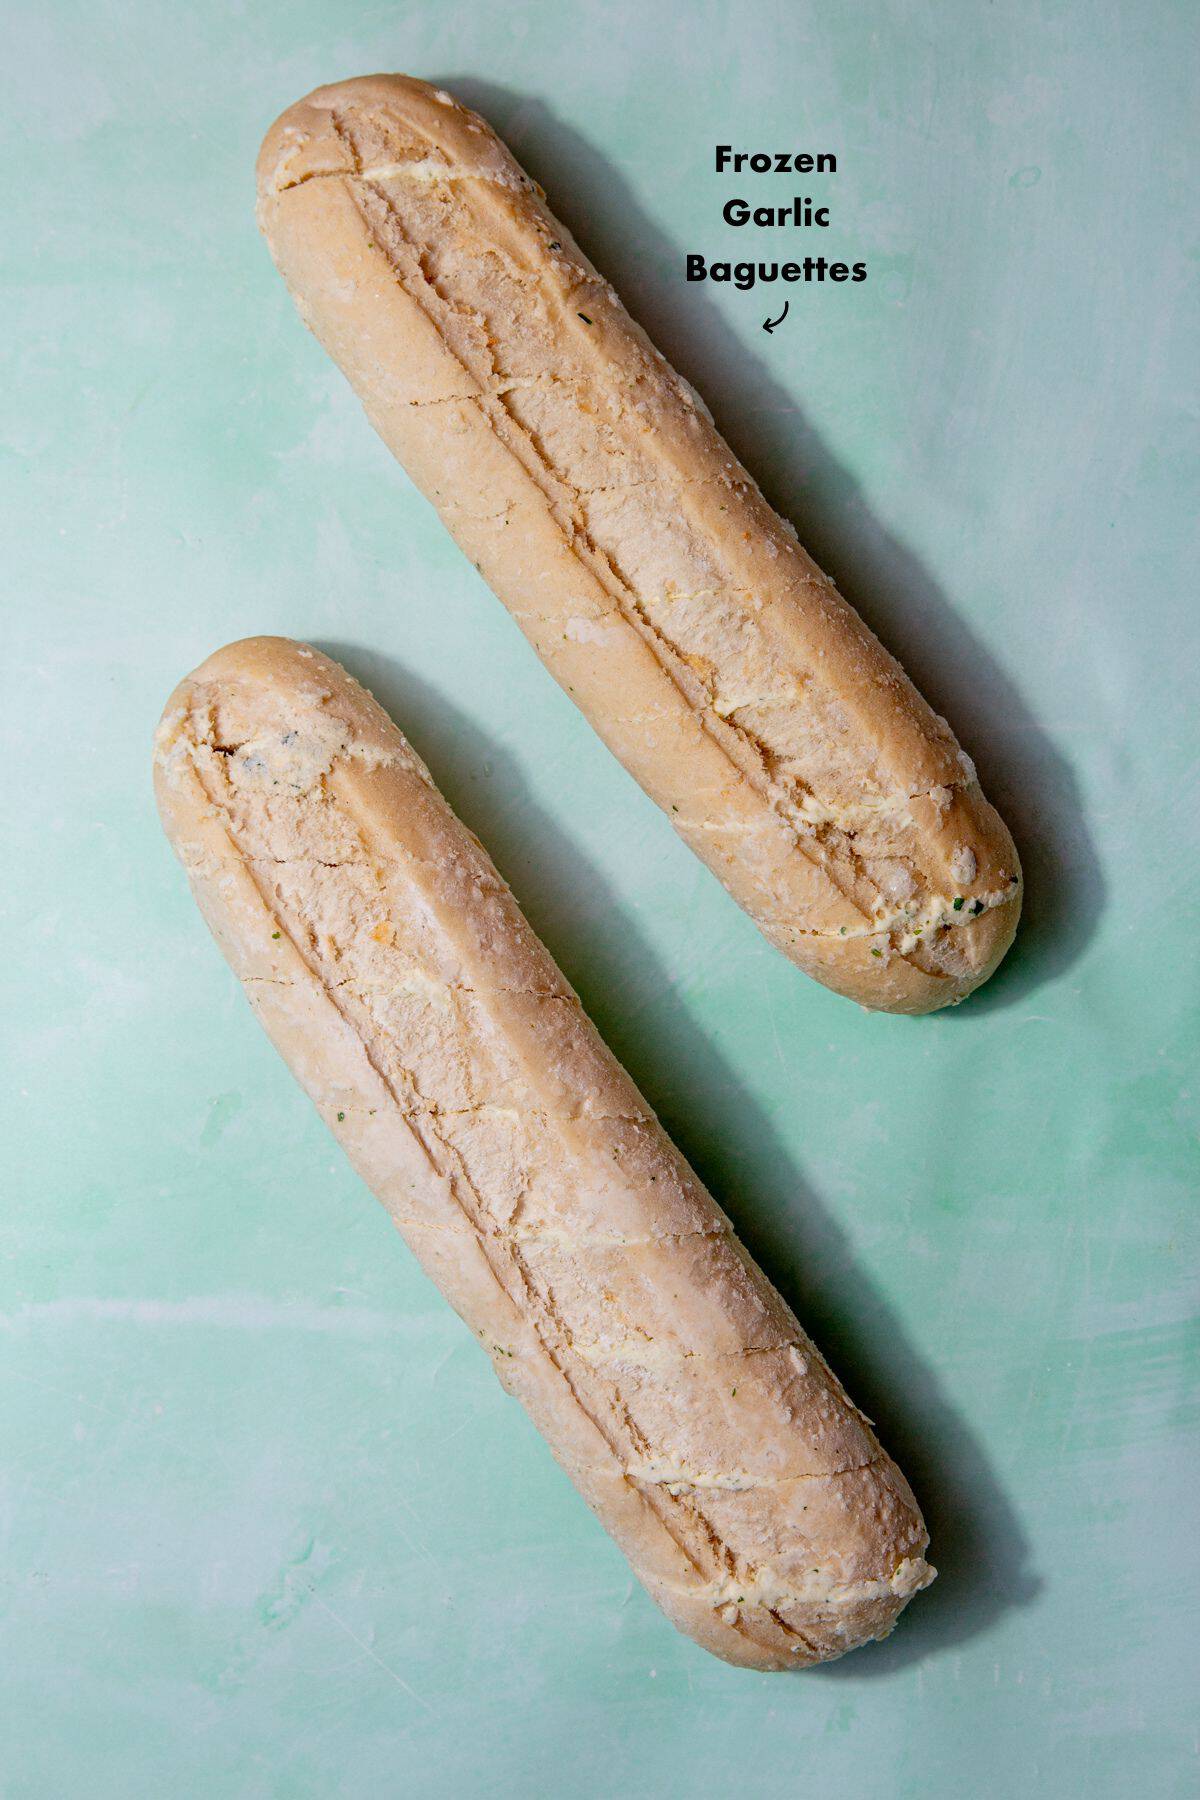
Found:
<box><xmin>4</xmin><ymin>2</ymin><xmax>1197</xmax><ymax>1795</ymax></box>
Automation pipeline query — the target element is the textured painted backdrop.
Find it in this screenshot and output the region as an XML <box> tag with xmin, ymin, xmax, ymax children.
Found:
<box><xmin>4</xmin><ymin>1</ymin><xmax>1196</xmax><ymax>1795</ymax></box>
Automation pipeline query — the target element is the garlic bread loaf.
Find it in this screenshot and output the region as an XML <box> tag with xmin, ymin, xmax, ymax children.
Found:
<box><xmin>256</xmin><ymin>74</ymin><xmax>1021</xmax><ymax>1013</ymax></box>
<box><xmin>154</xmin><ymin>637</ymin><xmax>933</xmax><ymax>1668</ymax></box>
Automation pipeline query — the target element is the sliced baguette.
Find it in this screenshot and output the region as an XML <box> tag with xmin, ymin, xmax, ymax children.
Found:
<box><xmin>154</xmin><ymin>636</ymin><xmax>934</xmax><ymax>1668</ymax></box>
<box><xmin>256</xmin><ymin>74</ymin><xmax>1021</xmax><ymax>1012</ymax></box>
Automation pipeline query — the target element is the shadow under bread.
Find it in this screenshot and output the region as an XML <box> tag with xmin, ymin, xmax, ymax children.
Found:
<box><xmin>431</xmin><ymin>75</ymin><xmax>1105</xmax><ymax>1016</ymax></box>
<box><xmin>323</xmin><ymin>643</ymin><xmax>1043</xmax><ymax>1675</ymax></box>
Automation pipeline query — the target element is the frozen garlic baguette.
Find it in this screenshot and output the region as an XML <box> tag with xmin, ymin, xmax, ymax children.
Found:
<box><xmin>256</xmin><ymin>74</ymin><xmax>1021</xmax><ymax>1014</ymax></box>
<box><xmin>154</xmin><ymin>638</ymin><xmax>933</xmax><ymax>1668</ymax></box>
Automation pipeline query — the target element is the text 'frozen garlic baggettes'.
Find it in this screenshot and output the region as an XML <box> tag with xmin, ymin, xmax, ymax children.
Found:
<box><xmin>256</xmin><ymin>75</ymin><xmax>1021</xmax><ymax>1013</ymax></box>
<box><xmin>154</xmin><ymin>638</ymin><xmax>934</xmax><ymax>1668</ymax></box>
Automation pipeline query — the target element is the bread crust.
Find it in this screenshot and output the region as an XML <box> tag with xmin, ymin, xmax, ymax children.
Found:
<box><xmin>154</xmin><ymin>636</ymin><xmax>933</xmax><ymax>1667</ymax></box>
<box><xmin>256</xmin><ymin>75</ymin><xmax>1021</xmax><ymax>1013</ymax></box>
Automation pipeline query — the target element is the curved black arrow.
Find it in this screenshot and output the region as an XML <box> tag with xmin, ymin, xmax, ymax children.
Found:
<box><xmin>763</xmin><ymin>300</ymin><xmax>790</xmax><ymax>334</ymax></box>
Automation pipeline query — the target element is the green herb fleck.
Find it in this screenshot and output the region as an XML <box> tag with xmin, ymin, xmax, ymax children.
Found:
<box><xmin>870</xmin><ymin>947</ymin><xmax>883</xmax><ymax>958</ymax></box>
<box><xmin>271</xmin><ymin>930</ymin><xmax>281</xmax><ymax>939</ymax></box>
<box><xmin>336</xmin><ymin>1111</ymin><xmax>345</xmax><ymax>1121</ymax></box>
<box><xmin>972</xmin><ymin>899</ymin><xmax>985</xmax><ymax>915</ymax></box>
<box><xmin>577</xmin><ymin>311</ymin><xmax>593</xmax><ymax>324</ymax></box>
<box><xmin>731</xmin><ymin>1387</ymin><xmax>738</xmax><ymax>1397</ymax></box>
<box><xmin>952</xmin><ymin>897</ymin><xmax>964</xmax><ymax>912</ymax></box>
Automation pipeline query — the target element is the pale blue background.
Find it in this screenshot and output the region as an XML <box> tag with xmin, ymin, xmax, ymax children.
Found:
<box><xmin>4</xmin><ymin>2</ymin><xmax>1197</xmax><ymax>1795</ymax></box>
